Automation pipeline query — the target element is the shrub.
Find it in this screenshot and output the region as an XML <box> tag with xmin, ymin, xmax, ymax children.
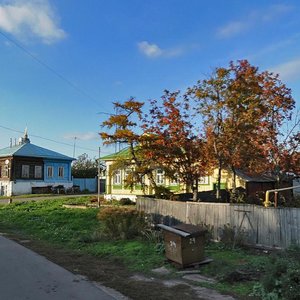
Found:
<box><xmin>154</xmin><ymin>186</ymin><xmax>173</xmax><ymax>199</ymax></box>
<box><xmin>119</xmin><ymin>198</ymin><xmax>135</xmax><ymax>205</ymax></box>
<box><xmin>141</xmin><ymin>227</ymin><xmax>165</xmax><ymax>254</ymax></box>
<box><xmin>252</xmin><ymin>248</ymin><xmax>300</xmax><ymax>300</ymax></box>
<box><xmin>220</xmin><ymin>223</ymin><xmax>245</xmax><ymax>248</ymax></box>
<box><xmin>97</xmin><ymin>207</ymin><xmax>147</xmax><ymax>240</ymax></box>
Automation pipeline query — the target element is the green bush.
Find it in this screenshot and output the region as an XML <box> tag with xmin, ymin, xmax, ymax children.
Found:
<box><xmin>252</xmin><ymin>247</ymin><xmax>300</xmax><ymax>300</ymax></box>
<box><xmin>97</xmin><ymin>207</ymin><xmax>147</xmax><ymax>240</ymax></box>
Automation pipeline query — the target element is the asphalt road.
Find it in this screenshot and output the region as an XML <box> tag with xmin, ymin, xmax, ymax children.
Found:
<box><xmin>0</xmin><ymin>235</ymin><xmax>124</xmax><ymax>300</ymax></box>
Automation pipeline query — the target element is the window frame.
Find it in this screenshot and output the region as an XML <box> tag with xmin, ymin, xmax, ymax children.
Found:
<box><xmin>156</xmin><ymin>168</ymin><xmax>164</xmax><ymax>185</ymax></box>
<box><xmin>21</xmin><ymin>165</ymin><xmax>30</xmax><ymax>178</ymax></box>
<box><xmin>34</xmin><ymin>166</ymin><xmax>42</xmax><ymax>179</ymax></box>
<box><xmin>113</xmin><ymin>170</ymin><xmax>122</xmax><ymax>185</ymax></box>
<box><xmin>58</xmin><ymin>166</ymin><xmax>64</xmax><ymax>178</ymax></box>
<box><xmin>47</xmin><ymin>166</ymin><xmax>54</xmax><ymax>178</ymax></box>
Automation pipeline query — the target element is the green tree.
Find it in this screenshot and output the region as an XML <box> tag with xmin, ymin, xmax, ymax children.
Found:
<box><xmin>72</xmin><ymin>153</ymin><xmax>100</xmax><ymax>178</ymax></box>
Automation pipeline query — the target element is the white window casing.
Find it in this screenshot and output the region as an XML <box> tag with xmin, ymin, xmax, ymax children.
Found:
<box><xmin>34</xmin><ymin>166</ymin><xmax>42</xmax><ymax>179</ymax></box>
<box><xmin>156</xmin><ymin>169</ymin><xmax>164</xmax><ymax>185</ymax></box>
<box><xmin>47</xmin><ymin>166</ymin><xmax>54</xmax><ymax>178</ymax></box>
<box><xmin>58</xmin><ymin>166</ymin><xmax>64</xmax><ymax>178</ymax></box>
<box><xmin>21</xmin><ymin>165</ymin><xmax>30</xmax><ymax>178</ymax></box>
<box><xmin>113</xmin><ymin>170</ymin><xmax>122</xmax><ymax>185</ymax></box>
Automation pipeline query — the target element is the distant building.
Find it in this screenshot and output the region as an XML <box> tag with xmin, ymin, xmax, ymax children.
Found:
<box><xmin>0</xmin><ymin>130</ymin><xmax>74</xmax><ymax>196</ymax></box>
<box><xmin>101</xmin><ymin>148</ymin><xmax>279</xmax><ymax>201</ymax></box>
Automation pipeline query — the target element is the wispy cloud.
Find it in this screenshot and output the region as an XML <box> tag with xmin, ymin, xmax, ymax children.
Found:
<box><xmin>271</xmin><ymin>58</ymin><xmax>300</xmax><ymax>81</ymax></box>
<box><xmin>137</xmin><ymin>41</ymin><xmax>184</xmax><ymax>58</ymax></box>
<box><xmin>217</xmin><ymin>4</ymin><xmax>292</xmax><ymax>38</ymax></box>
<box><xmin>0</xmin><ymin>0</ymin><xmax>66</xmax><ymax>44</ymax></box>
<box><xmin>246</xmin><ymin>34</ymin><xmax>300</xmax><ymax>61</ymax></box>
<box><xmin>64</xmin><ymin>132</ymin><xmax>99</xmax><ymax>141</ymax></box>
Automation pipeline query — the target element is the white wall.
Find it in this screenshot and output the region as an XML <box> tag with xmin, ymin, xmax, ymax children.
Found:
<box><xmin>104</xmin><ymin>193</ymin><xmax>137</xmax><ymax>202</ymax></box>
<box><xmin>0</xmin><ymin>182</ymin><xmax>12</xmax><ymax>196</ymax></box>
<box><xmin>10</xmin><ymin>181</ymin><xmax>73</xmax><ymax>196</ymax></box>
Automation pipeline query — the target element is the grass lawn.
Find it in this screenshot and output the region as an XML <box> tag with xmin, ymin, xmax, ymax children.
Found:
<box><xmin>0</xmin><ymin>197</ymin><xmax>164</xmax><ymax>271</ymax></box>
<box><xmin>0</xmin><ymin>196</ymin><xmax>284</xmax><ymax>299</ymax></box>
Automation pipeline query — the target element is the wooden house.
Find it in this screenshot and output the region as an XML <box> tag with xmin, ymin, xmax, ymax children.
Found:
<box><xmin>101</xmin><ymin>148</ymin><xmax>278</xmax><ymax>201</ymax></box>
<box><xmin>0</xmin><ymin>132</ymin><xmax>74</xmax><ymax>196</ymax></box>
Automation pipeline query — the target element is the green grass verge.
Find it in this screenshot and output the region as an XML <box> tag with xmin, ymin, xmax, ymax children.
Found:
<box><xmin>0</xmin><ymin>196</ymin><xmax>165</xmax><ymax>272</ymax></box>
<box><xmin>0</xmin><ymin>197</ymin><xmax>278</xmax><ymax>298</ymax></box>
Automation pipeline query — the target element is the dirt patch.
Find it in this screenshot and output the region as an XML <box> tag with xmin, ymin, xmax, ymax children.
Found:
<box><xmin>10</xmin><ymin>235</ymin><xmax>203</xmax><ymax>300</ymax></box>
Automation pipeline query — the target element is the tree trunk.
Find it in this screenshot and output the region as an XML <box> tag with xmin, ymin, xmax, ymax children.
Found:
<box><xmin>216</xmin><ymin>162</ymin><xmax>222</xmax><ymax>200</ymax></box>
<box><xmin>231</xmin><ymin>166</ymin><xmax>236</xmax><ymax>193</ymax></box>
<box><xmin>186</xmin><ymin>183</ymin><xmax>192</xmax><ymax>193</ymax></box>
<box><xmin>192</xmin><ymin>179</ymin><xmax>199</xmax><ymax>202</ymax></box>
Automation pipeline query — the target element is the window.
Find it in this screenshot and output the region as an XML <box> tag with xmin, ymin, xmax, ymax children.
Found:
<box><xmin>3</xmin><ymin>165</ymin><xmax>9</xmax><ymax>177</ymax></box>
<box><xmin>58</xmin><ymin>167</ymin><xmax>64</xmax><ymax>178</ymax></box>
<box><xmin>0</xmin><ymin>166</ymin><xmax>2</xmax><ymax>178</ymax></box>
<box><xmin>113</xmin><ymin>170</ymin><xmax>121</xmax><ymax>185</ymax></box>
<box><xmin>47</xmin><ymin>166</ymin><xmax>53</xmax><ymax>178</ymax></box>
<box><xmin>34</xmin><ymin>166</ymin><xmax>42</xmax><ymax>179</ymax></box>
<box><xmin>124</xmin><ymin>169</ymin><xmax>132</xmax><ymax>182</ymax></box>
<box><xmin>170</xmin><ymin>174</ymin><xmax>179</xmax><ymax>185</ymax></box>
<box><xmin>156</xmin><ymin>169</ymin><xmax>164</xmax><ymax>185</ymax></box>
<box><xmin>199</xmin><ymin>176</ymin><xmax>209</xmax><ymax>185</ymax></box>
<box><xmin>21</xmin><ymin>165</ymin><xmax>30</xmax><ymax>178</ymax></box>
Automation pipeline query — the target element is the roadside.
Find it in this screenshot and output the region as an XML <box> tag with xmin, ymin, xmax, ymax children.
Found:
<box><xmin>5</xmin><ymin>233</ymin><xmax>236</xmax><ymax>300</ymax></box>
<box><xmin>0</xmin><ymin>235</ymin><xmax>123</xmax><ymax>300</ymax></box>
<box><xmin>0</xmin><ymin>197</ymin><xmax>260</xmax><ymax>299</ymax></box>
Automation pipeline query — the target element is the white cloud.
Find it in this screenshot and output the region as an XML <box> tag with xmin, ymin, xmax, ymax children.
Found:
<box><xmin>271</xmin><ymin>58</ymin><xmax>300</xmax><ymax>81</ymax></box>
<box><xmin>64</xmin><ymin>132</ymin><xmax>99</xmax><ymax>141</ymax></box>
<box><xmin>0</xmin><ymin>0</ymin><xmax>66</xmax><ymax>44</ymax></box>
<box><xmin>138</xmin><ymin>41</ymin><xmax>184</xmax><ymax>58</ymax></box>
<box><xmin>217</xmin><ymin>4</ymin><xmax>292</xmax><ymax>39</ymax></box>
<box><xmin>217</xmin><ymin>21</ymin><xmax>248</xmax><ymax>38</ymax></box>
<box><xmin>138</xmin><ymin>41</ymin><xmax>163</xmax><ymax>58</ymax></box>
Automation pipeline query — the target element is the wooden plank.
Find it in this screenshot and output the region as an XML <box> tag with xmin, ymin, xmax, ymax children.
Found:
<box><xmin>136</xmin><ymin>197</ymin><xmax>300</xmax><ymax>249</ymax></box>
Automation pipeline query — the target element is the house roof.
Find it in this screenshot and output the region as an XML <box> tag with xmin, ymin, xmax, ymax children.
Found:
<box><xmin>235</xmin><ymin>170</ymin><xmax>275</xmax><ymax>183</ymax></box>
<box><xmin>0</xmin><ymin>142</ymin><xmax>74</xmax><ymax>161</ymax></box>
<box><xmin>101</xmin><ymin>147</ymin><xmax>131</xmax><ymax>161</ymax></box>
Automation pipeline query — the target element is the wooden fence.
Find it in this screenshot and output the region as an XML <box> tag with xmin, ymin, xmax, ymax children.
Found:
<box><xmin>136</xmin><ymin>197</ymin><xmax>300</xmax><ymax>249</ymax></box>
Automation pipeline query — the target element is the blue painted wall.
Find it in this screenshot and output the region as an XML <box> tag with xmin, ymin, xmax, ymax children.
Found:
<box><xmin>44</xmin><ymin>160</ymin><xmax>72</xmax><ymax>182</ymax></box>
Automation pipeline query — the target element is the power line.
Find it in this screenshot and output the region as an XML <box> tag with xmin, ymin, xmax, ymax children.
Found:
<box><xmin>0</xmin><ymin>30</ymin><xmax>101</xmax><ymax>107</ymax></box>
<box><xmin>0</xmin><ymin>124</ymin><xmax>112</xmax><ymax>154</ymax></box>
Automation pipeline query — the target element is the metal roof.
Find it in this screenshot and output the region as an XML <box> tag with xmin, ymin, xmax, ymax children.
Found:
<box><xmin>0</xmin><ymin>142</ymin><xmax>74</xmax><ymax>161</ymax></box>
<box><xmin>235</xmin><ymin>170</ymin><xmax>275</xmax><ymax>182</ymax></box>
<box><xmin>101</xmin><ymin>147</ymin><xmax>131</xmax><ymax>161</ymax></box>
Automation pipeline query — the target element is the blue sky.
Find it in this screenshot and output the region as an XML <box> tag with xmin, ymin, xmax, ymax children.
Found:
<box><xmin>0</xmin><ymin>0</ymin><xmax>299</xmax><ymax>159</ymax></box>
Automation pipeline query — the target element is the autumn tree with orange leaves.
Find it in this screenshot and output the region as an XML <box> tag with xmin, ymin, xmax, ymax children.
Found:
<box><xmin>192</xmin><ymin>60</ymin><xmax>296</xmax><ymax>199</ymax></box>
<box><xmin>100</xmin><ymin>98</ymin><xmax>160</xmax><ymax>193</ymax></box>
<box><xmin>143</xmin><ymin>90</ymin><xmax>212</xmax><ymax>201</ymax></box>
<box><xmin>100</xmin><ymin>60</ymin><xmax>299</xmax><ymax>203</ymax></box>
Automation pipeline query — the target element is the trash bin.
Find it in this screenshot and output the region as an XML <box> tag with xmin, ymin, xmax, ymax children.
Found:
<box><xmin>157</xmin><ymin>223</ymin><xmax>206</xmax><ymax>267</ymax></box>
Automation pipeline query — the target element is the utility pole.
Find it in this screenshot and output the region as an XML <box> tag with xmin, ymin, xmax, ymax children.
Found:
<box><xmin>73</xmin><ymin>137</ymin><xmax>77</xmax><ymax>158</ymax></box>
<box><xmin>97</xmin><ymin>147</ymin><xmax>101</xmax><ymax>208</ymax></box>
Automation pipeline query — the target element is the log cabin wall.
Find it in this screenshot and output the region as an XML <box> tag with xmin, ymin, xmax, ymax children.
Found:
<box><xmin>12</xmin><ymin>157</ymin><xmax>44</xmax><ymax>180</ymax></box>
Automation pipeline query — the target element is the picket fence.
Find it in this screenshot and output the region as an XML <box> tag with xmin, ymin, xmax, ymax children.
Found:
<box><xmin>136</xmin><ymin>197</ymin><xmax>300</xmax><ymax>249</ymax></box>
